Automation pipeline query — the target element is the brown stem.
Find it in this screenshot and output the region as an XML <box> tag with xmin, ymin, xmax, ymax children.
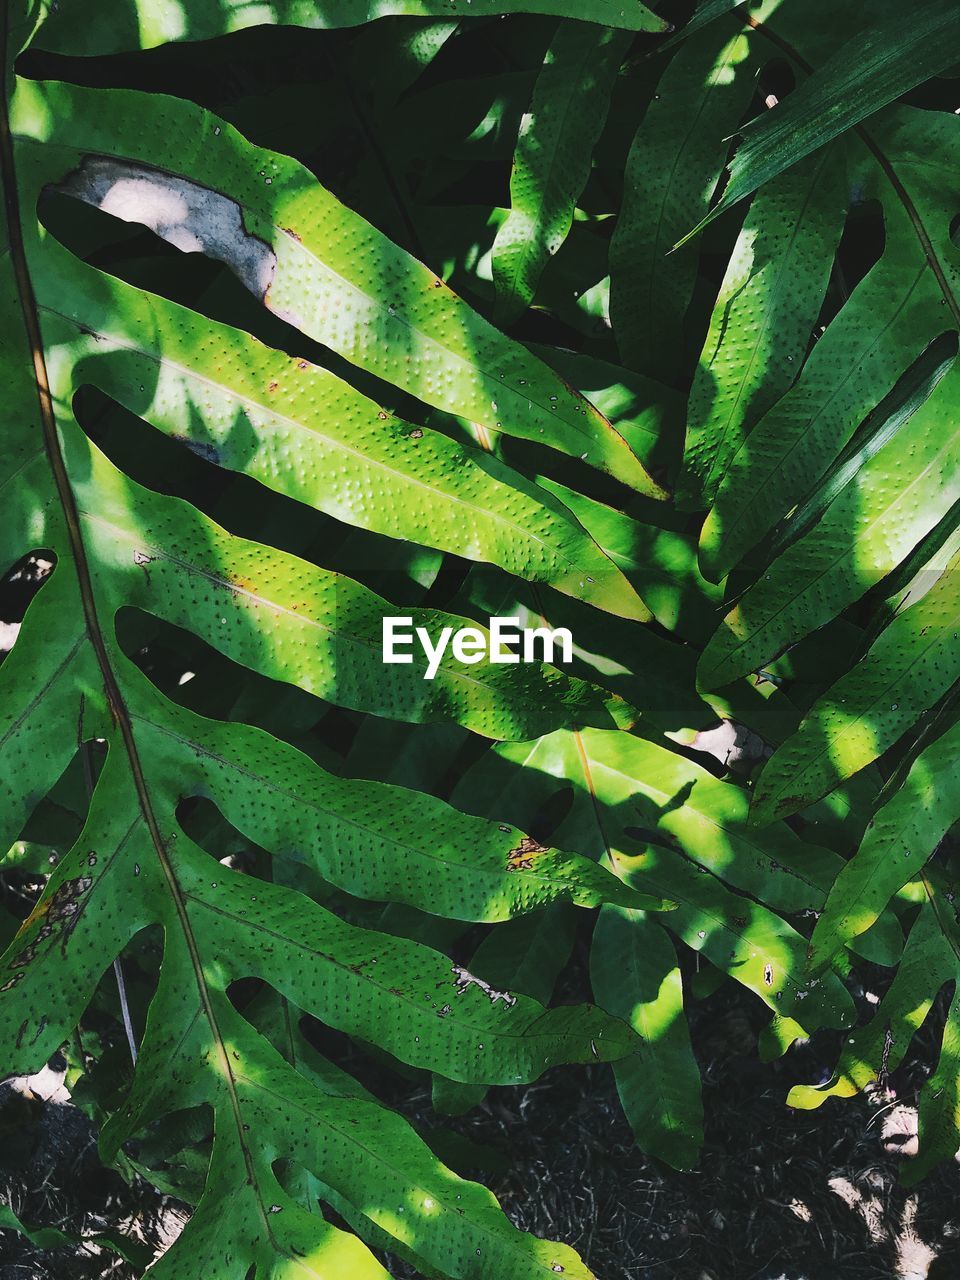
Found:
<box><xmin>0</xmin><ymin>5</ymin><xmax>268</xmax><ymax>1234</ymax></box>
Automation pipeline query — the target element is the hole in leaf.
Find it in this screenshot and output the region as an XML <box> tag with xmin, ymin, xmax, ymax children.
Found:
<box><xmin>0</xmin><ymin>552</ymin><xmax>56</xmax><ymax>623</ymax></box>
<box><xmin>175</xmin><ymin>795</ymin><xmax>262</xmax><ymax>878</ymax></box>
<box><xmin>527</xmin><ymin>785</ymin><xmax>574</xmax><ymax>846</ymax></box>
<box><xmin>755</xmin><ymin>57</ymin><xmax>796</xmax><ymax>110</ymax></box>
<box><xmin>0</xmin><ymin>551</ymin><xmax>56</xmax><ymax>667</ymax></box>
<box><xmin>3</xmin><ymin>744</ymin><xmax>95</xmax><ymax>923</ymax></box>
<box><xmin>813</xmin><ymin>198</ymin><xmax>886</xmax><ymax>339</ymax></box>
<box><xmin>227</xmin><ymin>976</ymin><xmax>265</xmax><ymax>1013</ymax></box>
<box><xmin>72</xmin><ymin>384</ymin><xmax>445</xmax><ymax>610</ymax></box>
<box><xmin>114</xmin><ymin>607</ymin><xmax>334</xmax><ymax>762</ymax></box>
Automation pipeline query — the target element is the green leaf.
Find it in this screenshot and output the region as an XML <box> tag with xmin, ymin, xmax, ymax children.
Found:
<box><xmin>678</xmin><ymin>147</ymin><xmax>846</xmax><ymax>506</ymax></box>
<box><xmin>698</xmin><ymin>365</ymin><xmax>960</xmax><ymax>691</ymax></box>
<box><xmin>6</xmin><ymin>0</ymin><xmax>960</xmax><ymax>1227</ymax></box>
<box><xmin>0</xmin><ymin>741</ymin><xmax>640</xmax><ymax>1276</ymax></box>
<box><xmin>31</xmin><ymin>0</ymin><xmax>670</xmax><ymax>57</ymax></box>
<box><xmin>805</xmin><ymin>714</ymin><xmax>960</xmax><ymax>974</ymax></box>
<box><xmin>113</xmin><ymin>976</ymin><xmax>605</xmax><ymax>1280</ymax></box>
<box><xmin>609</xmin><ymin>11</ymin><xmax>771</xmax><ymax>379</ymax></box>
<box><xmin>139</xmin><ymin>700</ymin><xmax>663</xmax><ymax>924</ymax></box>
<box><xmin>536</xmin><ymin>477</ymin><xmax>723</xmax><ymax>637</ymax></box>
<box><xmin>22</xmin><ymin>78</ymin><xmax>655</xmax><ymax>498</ymax></box>
<box><xmin>529</xmin><ymin>345</ymin><xmax>682</xmax><ymax>490</ymax></box>
<box><xmin>65</xmin><ymin>449</ymin><xmax>643</xmax><ymax>738</ymax></box>
<box><xmin>493</xmin><ymin>22</ymin><xmax>630</xmax><ymax>323</ymax></box>
<box><xmin>700</xmin><ymin>0</ymin><xmax>960</xmax><ymax>225</ymax></box>
<box><xmin>912</xmin><ymin>984</ymin><xmax>960</xmax><ymax>1183</ymax></box>
<box><xmin>752</xmin><ymin>550</ymin><xmax>960</xmax><ymax>822</ymax></box>
<box><xmin>591</xmin><ymin>905</ymin><xmax>704</xmax><ymax>1169</ymax></box>
<box><xmin>433</xmin><ymin>905</ymin><xmax>577</xmax><ymax>1113</ymax></box>
<box><xmin>40</xmin><ymin>262</ymin><xmax>650</xmax><ymax>621</ymax></box>
<box><xmin>661</xmin><ymin>0</ymin><xmax>749</xmax><ymax>50</ymax></box>
<box><xmin>699</xmin><ymin>107</ymin><xmax>960</xmax><ymax>582</ymax></box>
<box><xmin>456</xmin><ymin>729</ymin><xmax>854</xmax><ymax>1029</ymax></box>
<box><xmin>0</xmin><ymin>40</ymin><xmax>658</xmax><ymax>1279</ymax></box>
<box><xmin>579</xmin><ymin>729</ymin><xmax>843</xmax><ymax>914</ymax></box>
<box><xmin>759</xmin><ymin>333</ymin><xmax>959</xmax><ymax>566</ymax></box>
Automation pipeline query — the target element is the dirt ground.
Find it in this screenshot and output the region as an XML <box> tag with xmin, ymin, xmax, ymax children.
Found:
<box><xmin>1</xmin><ymin>968</ymin><xmax>958</xmax><ymax>1280</ymax></box>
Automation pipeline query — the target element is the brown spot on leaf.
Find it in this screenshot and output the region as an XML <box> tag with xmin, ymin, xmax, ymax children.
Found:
<box><xmin>507</xmin><ymin>834</ymin><xmax>548</xmax><ymax>872</ymax></box>
<box><xmin>778</xmin><ymin>797</ymin><xmax>805</xmax><ymax>812</ymax></box>
<box><xmin>10</xmin><ymin>945</ymin><xmax>38</xmax><ymax>969</ymax></box>
<box><xmin>170</xmin><ymin>434</ymin><xmax>221</xmax><ymax>465</ymax></box>
<box><xmin>47</xmin><ymin>876</ymin><xmax>93</xmax><ymax>923</ymax></box>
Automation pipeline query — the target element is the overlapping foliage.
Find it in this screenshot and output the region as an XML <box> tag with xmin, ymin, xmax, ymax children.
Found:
<box><xmin>0</xmin><ymin>0</ymin><xmax>958</xmax><ymax>1274</ymax></box>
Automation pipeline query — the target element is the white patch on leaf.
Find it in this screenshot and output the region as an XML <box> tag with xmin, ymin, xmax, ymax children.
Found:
<box><xmin>451</xmin><ymin>965</ymin><xmax>516</xmax><ymax>1007</ymax></box>
<box><xmin>57</xmin><ymin>157</ymin><xmax>276</xmax><ymax>298</ymax></box>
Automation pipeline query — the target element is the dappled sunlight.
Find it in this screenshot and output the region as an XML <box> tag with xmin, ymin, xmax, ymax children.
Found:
<box><xmin>8</xmin><ymin>78</ymin><xmax>54</xmax><ymax>144</ymax></box>
<box><xmin>707</xmin><ymin>30</ymin><xmax>753</xmax><ymax>90</ymax></box>
<box><xmin>456</xmin><ymin>728</ymin><xmax>854</xmax><ymax>1032</ymax></box>
<box><xmin>2</xmin><ymin>2</ymin><xmax>959</xmax><ymax>1273</ymax></box>
<box><xmin>137</xmin><ymin>0</ymin><xmax>188</xmax><ymax>45</ymax></box>
<box><xmin>751</xmin><ymin>547</ymin><xmax>960</xmax><ymax>823</ymax></box>
<box><xmin>626</xmin><ymin>967</ymin><xmax>685</xmax><ymax>1042</ymax></box>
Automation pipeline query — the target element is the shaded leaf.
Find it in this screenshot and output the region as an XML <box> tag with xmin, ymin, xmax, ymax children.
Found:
<box><xmin>493</xmin><ymin>22</ymin><xmax>630</xmax><ymax>324</ymax></box>
<box><xmin>591</xmin><ymin>905</ymin><xmax>704</xmax><ymax>1169</ymax></box>
<box><xmin>699</xmin><ymin>0</ymin><xmax>960</xmax><ymax>226</ymax></box>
